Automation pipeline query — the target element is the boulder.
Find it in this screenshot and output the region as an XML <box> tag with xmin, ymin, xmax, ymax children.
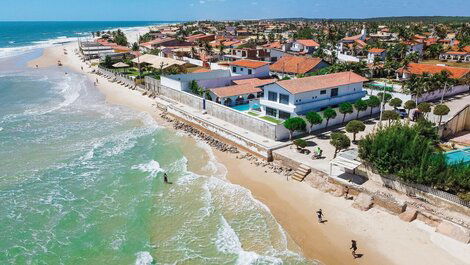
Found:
<box><xmin>352</xmin><ymin>193</ymin><xmax>374</xmax><ymax>211</ymax></box>
<box><xmin>399</xmin><ymin>207</ymin><xmax>418</xmax><ymax>222</ymax></box>
<box><xmin>436</xmin><ymin>221</ymin><xmax>470</xmax><ymax>244</ymax></box>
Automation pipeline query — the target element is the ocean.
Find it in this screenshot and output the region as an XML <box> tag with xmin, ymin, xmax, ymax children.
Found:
<box><xmin>0</xmin><ymin>22</ymin><xmax>314</xmax><ymax>264</ymax></box>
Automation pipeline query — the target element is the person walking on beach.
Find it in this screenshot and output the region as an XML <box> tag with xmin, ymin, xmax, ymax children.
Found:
<box><xmin>81</xmin><ymin>66</ymin><xmax>83</xmax><ymax>71</ymax></box>
<box><xmin>316</xmin><ymin>209</ymin><xmax>324</xmax><ymax>223</ymax></box>
<box><xmin>350</xmin><ymin>240</ymin><xmax>358</xmax><ymax>258</ymax></box>
<box><xmin>96</xmin><ymin>78</ymin><xmax>99</xmax><ymax>84</ymax></box>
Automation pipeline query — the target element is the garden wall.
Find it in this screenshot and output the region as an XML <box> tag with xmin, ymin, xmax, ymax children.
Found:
<box><xmin>439</xmin><ymin>104</ymin><xmax>470</xmax><ymax>139</ymax></box>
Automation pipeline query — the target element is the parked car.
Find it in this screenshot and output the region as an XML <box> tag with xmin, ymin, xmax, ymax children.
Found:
<box><xmin>395</xmin><ymin>108</ymin><xmax>408</xmax><ymax>119</ymax></box>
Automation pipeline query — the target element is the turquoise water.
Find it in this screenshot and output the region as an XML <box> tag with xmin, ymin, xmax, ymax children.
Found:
<box><xmin>231</xmin><ymin>104</ymin><xmax>260</xmax><ymax>112</ymax></box>
<box><xmin>445</xmin><ymin>147</ymin><xmax>470</xmax><ymax>165</ymax></box>
<box><xmin>0</xmin><ymin>26</ymin><xmax>314</xmax><ymax>264</ymax></box>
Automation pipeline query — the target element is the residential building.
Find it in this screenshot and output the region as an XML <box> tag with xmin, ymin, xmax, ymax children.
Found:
<box><xmin>403</xmin><ymin>41</ymin><xmax>424</xmax><ymax>56</ymax></box>
<box><xmin>229</xmin><ymin>59</ymin><xmax>270</xmax><ymax>77</ymax></box>
<box><xmin>79</xmin><ymin>41</ymin><xmax>114</xmax><ymax>60</ymax></box>
<box><xmin>259</xmin><ymin>71</ymin><xmax>368</xmax><ymax>119</ymax></box>
<box><xmin>288</xmin><ymin>39</ymin><xmax>320</xmax><ymax>55</ymax></box>
<box><xmin>269</xmin><ymin>55</ymin><xmax>330</xmax><ymax>78</ymax></box>
<box><xmin>439</xmin><ymin>51</ymin><xmax>470</xmax><ymax>62</ymax></box>
<box><xmin>222</xmin><ymin>48</ymin><xmax>270</xmax><ymax>62</ymax></box>
<box><xmin>131</xmin><ymin>54</ymin><xmax>194</xmax><ymax>71</ymax></box>
<box><xmin>397</xmin><ymin>63</ymin><xmax>470</xmax><ymax>80</ymax></box>
<box><xmin>209</xmin><ymin>78</ymin><xmax>276</xmax><ymax>106</ymax></box>
<box><xmin>367</xmin><ymin>48</ymin><xmax>387</xmax><ymax>63</ymax></box>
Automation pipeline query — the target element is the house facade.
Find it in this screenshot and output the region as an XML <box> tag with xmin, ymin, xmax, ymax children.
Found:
<box><xmin>229</xmin><ymin>59</ymin><xmax>270</xmax><ymax>78</ymax></box>
<box><xmin>269</xmin><ymin>55</ymin><xmax>330</xmax><ymax>79</ymax></box>
<box><xmin>259</xmin><ymin>71</ymin><xmax>368</xmax><ymax>119</ymax></box>
<box><xmin>367</xmin><ymin>48</ymin><xmax>387</xmax><ymax>63</ymax></box>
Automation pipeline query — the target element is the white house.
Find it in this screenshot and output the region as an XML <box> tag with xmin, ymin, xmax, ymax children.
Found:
<box><xmin>259</xmin><ymin>71</ymin><xmax>368</xmax><ymax>119</ymax></box>
<box><xmin>367</xmin><ymin>48</ymin><xmax>387</xmax><ymax>63</ymax></box>
<box><xmin>229</xmin><ymin>59</ymin><xmax>270</xmax><ymax>77</ymax></box>
<box><xmin>289</xmin><ymin>39</ymin><xmax>320</xmax><ymax>54</ymax></box>
<box><xmin>403</xmin><ymin>41</ymin><xmax>424</xmax><ymax>57</ymax></box>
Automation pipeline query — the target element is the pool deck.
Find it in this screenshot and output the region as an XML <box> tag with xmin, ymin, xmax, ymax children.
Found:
<box><xmin>445</xmin><ymin>147</ymin><xmax>470</xmax><ymax>164</ymax></box>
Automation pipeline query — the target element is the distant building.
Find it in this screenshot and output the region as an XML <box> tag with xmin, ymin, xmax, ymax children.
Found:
<box><xmin>402</xmin><ymin>41</ymin><xmax>424</xmax><ymax>57</ymax></box>
<box><xmin>269</xmin><ymin>55</ymin><xmax>330</xmax><ymax>79</ymax></box>
<box><xmin>439</xmin><ymin>51</ymin><xmax>470</xmax><ymax>62</ymax></box>
<box><xmin>288</xmin><ymin>39</ymin><xmax>320</xmax><ymax>55</ymax></box>
<box><xmin>259</xmin><ymin>71</ymin><xmax>368</xmax><ymax>119</ymax></box>
<box><xmin>222</xmin><ymin>48</ymin><xmax>270</xmax><ymax>62</ymax></box>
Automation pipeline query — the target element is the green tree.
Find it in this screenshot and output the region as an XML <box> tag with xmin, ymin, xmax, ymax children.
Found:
<box><xmin>338</xmin><ymin>102</ymin><xmax>353</xmax><ymax>124</ymax></box>
<box><xmin>417</xmin><ymin>102</ymin><xmax>432</xmax><ymax>117</ymax></box>
<box><xmin>404</xmin><ymin>100</ymin><xmax>416</xmax><ymax>117</ymax></box>
<box><xmin>104</xmin><ymin>55</ymin><xmax>113</xmax><ymax>68</ymax></box>
<box><xmin>330</xmin><ymin>132</ymin><xmax>351</xmax><ymax>158</ymax></box>
<box><xmin>345</xmin><ymin>120</ymin><xmax>366</xmax><ymax>142</ymax></box>
<box><xmin>433</xmin><ymin>104</ymin><xmax>450</xmax><ymax>125</ymax></box>
<box><xmin>322</xmin><ymin>108</ymin><xmax>337</xmax><ymax>128</ymax></box>
<box><xmin>377</xmin><ymin>92</ymin><xmax>392</xmax><ymax>109</ymax></box>
<box><xmin>189</xmin><ymin>80</ymin><xmax>203</xmax><ymax>96</ymax></box>
<box><xmin>132</xmin><ymin>42</ymin><xmax>139</xmax><ymax>51</ymax></box>
<box><xmin>381</xmin><ymin>110</ymin><xmax>400</xmax><ymax>125</ymax></box>
<box><xmin>283</xmin><ymin>117</ymin><xmax>307</xmax><ymax>140</ymax></box>
<box><xmin>305</xmin><ymin>112</ymin><xmax>323</xmax><ymax>133</ymax></box>
<box><xmin>354</xmin><ymin>99</ymin><xmax>368</xmax><ymax>119</ymax></box>
<box><xmin>366</xmin><ymin>96</ymin><xmax>381</xmax><ymax>117</ymax></box>
<box><xmin>389</xmin><ymin>98</ymin><xmax>402</xmax><ymax>109</ymax></box>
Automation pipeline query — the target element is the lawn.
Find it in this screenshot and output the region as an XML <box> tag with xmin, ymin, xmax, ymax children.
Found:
<box><xmin>259</xmin><ymin>116</ymin><xmax>283</xmax><ymax>124</ymax></box>
<box><xmin>247</xmin><ymin>111</ymin><xmax>260</xmax><ymax>117</ymax></box>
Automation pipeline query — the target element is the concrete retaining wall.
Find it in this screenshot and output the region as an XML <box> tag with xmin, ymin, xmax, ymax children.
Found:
<box><xmin>439</xmin><ymin>104</ymin><xmax>470</xmax><ymax>139</ymax></box>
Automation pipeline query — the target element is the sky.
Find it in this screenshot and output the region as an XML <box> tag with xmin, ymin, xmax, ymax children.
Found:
<box><xmin>1</xmin><ymin>0</ymin><xmax>469</xmax><ymax>21</ymax></box>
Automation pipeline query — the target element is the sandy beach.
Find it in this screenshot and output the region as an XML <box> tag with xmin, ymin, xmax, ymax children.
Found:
<box><xmin>27</xmin><ymin>42</ymin><xmax>470</xmax><ymax>265</ymax></box>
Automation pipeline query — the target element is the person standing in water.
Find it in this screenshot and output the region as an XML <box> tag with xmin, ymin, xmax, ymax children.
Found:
<box><xmin>163</xmin><ymin>173</ymin><xmax>172</xmax><ymax>184</ymax></box>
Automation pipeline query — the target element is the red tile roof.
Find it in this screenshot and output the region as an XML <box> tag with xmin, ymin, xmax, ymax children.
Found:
<box><xmin>232</xmin><ymin>78</ymin><xmax>277</xmax><ymax>86</ymax></box>
<box><xmin>445</xmin><ymin>51</ymin><xmax>468</xmax><ymax>55</ymax></box>
<box><xmin>296</xmin><ymin>39</ymin><xmax>320</xmax><ymax>47</ymax></box>
<box><xmin>210</xmin><ymin>84</ymin><xmax>262</xmax><ymax>98</ymax></box>
<box><xmin>354</xmin><ymin>39</ymin><xmax>367</xmax><ymax>47</ymax></box>
<box><xmin>276</xmin><ymin>71</ymin><xmax>368</xmax><ymax>94</ymax></box>
<box><xmin>263</xmin><ymin>41</ymin><xmax>282</xmax><ymax>49</ymax></box>
<box><xmin>229</xmin><ymin>59</ymin><xmax>270</xmax><ymax>69</ymax></box>
<box><xmin>342</xmin><ymin>34</ymin><xmax>363</xmax><ymax>41</ymax></box>
<box><xmin>368</xmin><ymin>48</ymin><xmax>386</xmax><ymax>53</ymax></box>
<box><xmin>464</xmin><ymin>46</ymin><xmax>470</xmax><ymax>53</ymax></box>
<box><xmin>399</xmin><ymin>63</ymin><xmax>470</xmax><ymax>79</ymax></box>
<box><xmin>269</xmin><ymin>56</ymin><xmax>326</xmax><ymax>74</ymax></box>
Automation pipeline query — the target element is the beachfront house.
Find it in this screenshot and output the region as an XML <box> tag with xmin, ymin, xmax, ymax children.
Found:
<box><xmin>259</xmin><ymin>72</ymin><xmax>368</xmax><ymax>119</ymax></box>
<box><xmin>131</xmin><ymin>54</ymin><xmax>193</xmax><ymax>72</ymax></box>
<box><xmin>209</xmin><ymin>78</ymin><xmax>276</xmax><ymax>107</ymax></box>
<box><xmin>160</xmin><ymin>59</ymin><xmax>271</xmax><ymax>93</ymax></box>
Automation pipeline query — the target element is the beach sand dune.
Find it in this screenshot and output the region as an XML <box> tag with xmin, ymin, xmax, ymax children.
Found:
<box><xmin>28</xmin><ymin>43</ymin><xmax>470</xmax><ymax>265</ymax></box>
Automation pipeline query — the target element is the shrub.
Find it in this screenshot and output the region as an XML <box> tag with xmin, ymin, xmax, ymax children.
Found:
<box><xmin>293</xmin><ymin>139</ymin><xmax>308</xmax><ymax>149</ymax></box>
<box><xmin>322</xmin><ymin>107</ymin><xmax>337</xmax><ymax>127</ymax></box>
<box><xmin>339</xmin><ymin>102</ymin><xmax>353</xmax><ymax>123</ymax></box>
<box><xmin>389</xmin><ymin>98</ymin><xmax>403</xmax><ymax>109</ymax></box>
<box><xmin>358</xmin><ymin>123</ymin><xmax>470</xmax><ymax>196</ymax></box>
<box><xmin>433</xmin><ymin>104</ymin><xmax>450</xmax><ymax>125</ymax></box>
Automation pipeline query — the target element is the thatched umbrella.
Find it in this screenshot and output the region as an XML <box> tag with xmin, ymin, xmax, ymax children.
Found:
<box><xmin>112</xmin><ymin>62</ymin><xmax>130</xmax><ymax>73</ymax></box>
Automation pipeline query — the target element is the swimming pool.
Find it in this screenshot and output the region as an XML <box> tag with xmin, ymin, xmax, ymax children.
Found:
<box><xmin>445</xmin><ymin>147</ymin><xmax>470</xmax><ymax>165</ymax></box>
<box><xmin>231</xmin><ymin>103</ymin><xmax>260</xmax><ymax>111</ymax></box>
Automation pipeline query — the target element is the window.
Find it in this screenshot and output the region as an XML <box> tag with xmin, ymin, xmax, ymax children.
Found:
<box><xmin>268</xmin><ymin>91</ymin><xmax>278</xmax><ymax>102</ymax></box>
<box><xmin>320</xmin><ymin>90</ymin><xmax>326</xmax><ymax>95</ymax></box>
<box><xmin>331</xmin><ymin>88</ymin><xmax>339</xmax><ymax>97</ymax></box>
<box><xmin>248</xmin><ymin>69</ymin><xmax>252</xmax><ymax>75</ymax></box>
<box><xmin>279</xmin><ymin>111</ymin><xmax>291</xmax><ymax>120</ymax></box>
<box><xmin>279</xmin><ymin>94</ymin><xmax>289</xmax><ymax>104</ymax></box>
<box><xmin>232</xmin><ymin>66</ymin><xmax>237</xmax><ymax>73</ymax></box>
<box><xmin>266</xmin><ymin>107</ymin><xmax>277</xmax><ymax>117</ymax></box>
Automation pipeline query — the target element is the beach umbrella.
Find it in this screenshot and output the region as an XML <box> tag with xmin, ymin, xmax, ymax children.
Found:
<box><xmin>112</xmin><ymin>62</ymin><xmax>130</xmax><ymax>68</ymax></box>
<box><xmin>112</xmin><ymin>62</ymin><xmax>130</xmax><ymax>73</ymax></box>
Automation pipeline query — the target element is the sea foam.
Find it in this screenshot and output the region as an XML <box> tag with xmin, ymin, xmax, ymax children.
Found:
<box><xmin>135</xmin><ymin>251</ymin><xmax>153</xmax><ymax>265</ymax></box>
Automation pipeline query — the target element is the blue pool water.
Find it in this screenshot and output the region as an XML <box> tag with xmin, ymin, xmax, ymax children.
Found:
<box><xmin>231</xmin><ymin>103</ymin><xmax>260</xmax><ymax>111</ymax></box>
<box><xmin>445</xmin><ymin>147</ymin><xmax>470</xmax><ymax>165</ymax></box>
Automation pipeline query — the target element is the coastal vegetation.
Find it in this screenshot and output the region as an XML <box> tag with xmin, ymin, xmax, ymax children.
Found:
<box><xmin>358</xmin><ymin>121</ymin><xmax>470</xmax><ymax>200</ymax></box>
<box><xmin>283</xmin><ymin>117</ymin><xmax>307</xmax><ymax>140</ymax></box>
<box><xmin>345</xmin><ymin>120</ymin><xmax>366</xmax><ymax>142</ymax></box>
<box><xmin>330</xmin><ymin>132</ymin><xmax>351</xmax><ymax>158</ymax></box>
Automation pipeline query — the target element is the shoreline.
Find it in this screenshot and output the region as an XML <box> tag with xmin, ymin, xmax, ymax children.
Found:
<box><xmin>26</xmin><ymin>43</ymin><xmax>470</xmax><ymax>265</ymax></box>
